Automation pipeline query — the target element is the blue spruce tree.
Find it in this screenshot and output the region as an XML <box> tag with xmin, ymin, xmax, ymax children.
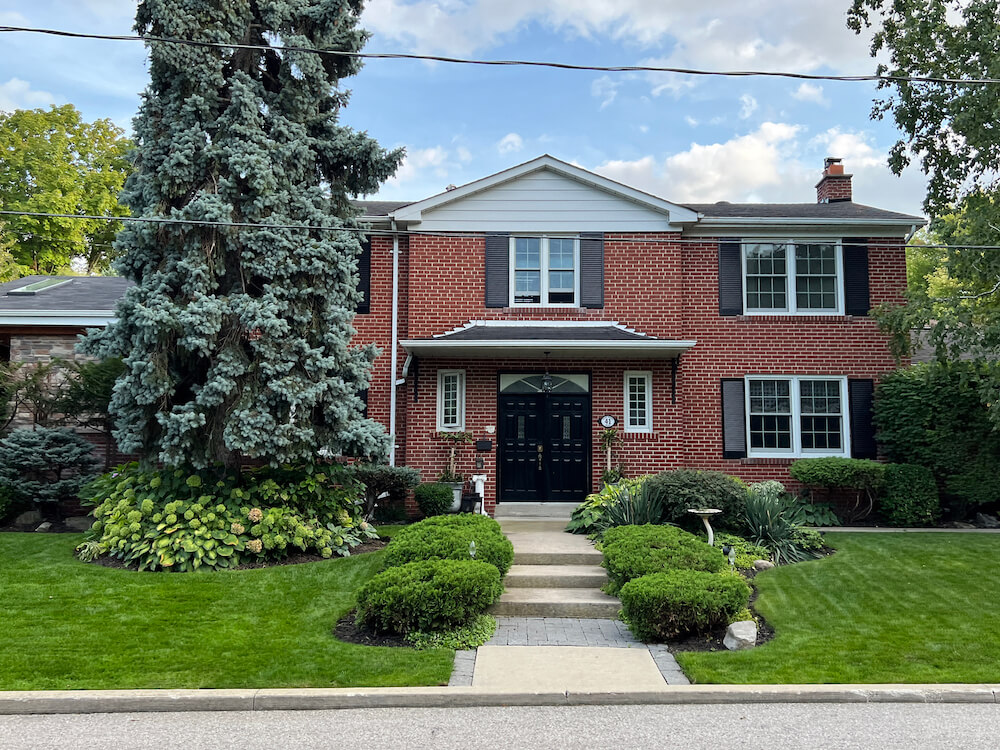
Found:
<box><xmin>83</xmin><ymin>0</ymin><xmax>403</xmax><ymax>468</ymax></box>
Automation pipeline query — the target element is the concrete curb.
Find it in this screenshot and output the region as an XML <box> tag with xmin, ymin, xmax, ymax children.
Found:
<box><xmin>1</xmin><ymin>685</ymin><xmax>998</xmax><ymax>715</ymax></box>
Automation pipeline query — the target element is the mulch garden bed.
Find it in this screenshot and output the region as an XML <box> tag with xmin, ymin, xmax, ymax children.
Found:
<box><xmin>334</xmin><ymin>611</ymin><xmax>411</xmax><ymax>648</ymax></box>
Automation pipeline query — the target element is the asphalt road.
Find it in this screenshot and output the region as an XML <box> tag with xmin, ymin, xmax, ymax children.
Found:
<box><xmin>2</xmin><ymin>704</ymin><xmax>1000</xmax><ymax>749</ymax></box>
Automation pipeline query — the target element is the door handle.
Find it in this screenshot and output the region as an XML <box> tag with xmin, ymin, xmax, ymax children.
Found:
<box><xmin>537</xmin><ymin>444</ymin><xmax>543</xmax><ymax>470</ymax></box>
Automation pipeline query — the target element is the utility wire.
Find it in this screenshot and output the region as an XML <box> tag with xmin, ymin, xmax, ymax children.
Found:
<box><xmin>8</xmin><ymin>209</ymin><xmax>998</xmax><ymax>252</ymax></box>
<box><xmin>0</xmin><ymin>24</ymin><xmax>997</xmax><ymax>87</ymax></box>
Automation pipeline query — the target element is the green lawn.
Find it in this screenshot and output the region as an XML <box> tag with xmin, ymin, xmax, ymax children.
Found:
<box><xmin>679</xmin><ymin>532</ymin><xmax>1000</xmax><ymax>684</ymax></box>
<box><xmin>0</xmin><ymin>532</ymin><xmax>452</xmax><ymax>691</ymax></box>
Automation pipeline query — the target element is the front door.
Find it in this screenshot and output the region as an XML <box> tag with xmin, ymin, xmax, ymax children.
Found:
<box><xmin>498</xmin><ymin>373</ymin><xmax>591</xmax><ymax>503</ymax></box>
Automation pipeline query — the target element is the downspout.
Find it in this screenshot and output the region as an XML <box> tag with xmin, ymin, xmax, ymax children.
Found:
<box><xmin>389</xmin><ymin>219</ymin><xmax>400</xmax><ymax>466</ymax></box>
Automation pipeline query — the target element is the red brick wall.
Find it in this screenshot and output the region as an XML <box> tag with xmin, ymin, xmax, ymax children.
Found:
<box><xmin>816</xmin><ymin>175</ymin><xmax>853</xmax><ymax>203</ymax></box>
<box><xmin>363</xmin><ymin>232</ymin><xmax>907</xmax><ymax>514</ymax></box>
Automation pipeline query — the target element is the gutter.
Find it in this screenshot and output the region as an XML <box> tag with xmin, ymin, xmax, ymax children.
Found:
<box><xmin>388</xmin><ymin>220</ymin><xmax>400</xmax><ymax>467</ymax></box>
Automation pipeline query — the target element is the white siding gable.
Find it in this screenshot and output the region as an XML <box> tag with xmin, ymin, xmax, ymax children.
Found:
<box><xmin>404</xmin><ymin>169</ymin><xmax>689</xmax><ymax>233</ymax></box>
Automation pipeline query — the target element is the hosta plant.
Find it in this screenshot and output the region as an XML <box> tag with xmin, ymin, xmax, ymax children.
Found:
<box><xmin>83</xmin><ymin>462</ymin><xmax>377</xmax><ymax>572</ymax></box>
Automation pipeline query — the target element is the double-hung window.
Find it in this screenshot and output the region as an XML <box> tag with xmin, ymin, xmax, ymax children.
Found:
<box><xmin>437</xmin><ymin>370</ymin><xmax>466</xmax><ymax>431</ymax></box>
<box><xmin>624</xmin><ymin>371</ymin><xmax>653</xmax><ymax>433</ymax></box>
<box><xmin>745</xmin><ymin>376</ymin><xmax>849</xmax><ymax>457</ymax></box>
<box><xmin>743</xmin><ymin>241</ymin><xmax>842</xmax><ymax>314</ymax></box>
<box><xmin>511</xmin><ymin>236</ymin><xmax>579</xmax><ymax>306</ymax></box>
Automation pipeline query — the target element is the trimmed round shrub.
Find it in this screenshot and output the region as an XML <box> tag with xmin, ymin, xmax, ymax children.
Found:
<box><xmin>414</xmin><ymin>482</ymin><xmax>454</xmax><ymax>517</ymax></box>
<box><xmin>879</xmin><ymin>464</ymin><xmax>940</xmax><ymax>527</ymax></box>
<box><xmin>601</xmin><ymin>524</ymin><xmax>726</xmax><ymax>594</ymax></box>
<box><xmin>355</xmin><ymin>559</ymin><xmax>503</xmax><ymax>634</ymax></box>
<box><xmin>620</xmin><ymin>570</ymin><xmax>752</xmax><ymax>642</ymax></box>
<box><xmin>789</xmin><ymin>457</ymin><xmax>886</xmax><ymax>493</ymax></box>
<box><xmin>383</xmin><ymin>518</ymin><xmax>514</xmax><ymax>575</ymax></box>
<box><xmin>645</xmin><ymin>470</ymin><xmax>746</xmax><ymax>529</ymax></box>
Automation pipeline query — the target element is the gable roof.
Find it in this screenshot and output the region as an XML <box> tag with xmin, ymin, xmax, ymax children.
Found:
<box><xmin>390</xmin><ymin>154</ymin><xmax>700</xmax><ymax>227</ymax></box>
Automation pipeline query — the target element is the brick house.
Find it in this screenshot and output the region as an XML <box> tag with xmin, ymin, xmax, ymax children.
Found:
<box><xmin>355</xmin><ymin>155</ymin><xmax>921</xmax><ymax>514</ymax></box>
<box><xmin>0</xmin><ymin>155</ymin><xmax>921</xmax><ymax>515</ymax></box>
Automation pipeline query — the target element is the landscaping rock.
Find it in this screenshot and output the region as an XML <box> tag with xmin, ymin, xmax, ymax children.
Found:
<box><xmin>951</xmin><ymin>521</ymin><xmax>977</xmax><ymax>529</ymax></box>
<box><xmin>64</xmin><ymin>516</ymin><xmax>93</xmax><ymax>532</ymax></box>
<box><xmin>13</xmin><ymin>510</ymin><xmax>41</xmax><ymax>529</ymax></box>
<box><xmin>35</xmin><ymin>521</ymin><xmax>52</xmax><ymax>533</ymax></box>
<box><xmin>724</xmin><ymin>620</ymin><xmax>758</xmax><ymax>650</ymax></box>
<box><xmin>753</xmin><ymin>559</ymin><xmax>775</xmax><ymax>571</ymax></box>
<box><xmin>975</xmin><ymin>513</ymin><xmax>1000</xmax><ymax>529</ymax></box>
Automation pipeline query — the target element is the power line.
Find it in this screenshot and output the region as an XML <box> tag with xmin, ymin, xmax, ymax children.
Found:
<box><xmin>10</xmin><ymin>208</ymin><xmax>1000</xmax><ymax>252</ymax></box>
<box><xmin>1</xmin><ymin>24</ymin><xmax>997</xmax><ymax>87</ymax></box>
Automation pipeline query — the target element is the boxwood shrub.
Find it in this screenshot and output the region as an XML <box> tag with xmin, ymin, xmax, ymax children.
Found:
<box><xmin>414</xmin><ymin>482</ymin><xmax>454</xmax><ymax>517</ymax></box>
<box><xmin>383</xmin><ymin>515</ymin><xmax>514</xmax><ymax>575</ymax></box>
<box><xmin>879</xmin><ymin>463</ymin><xmax>940</xmax><ymax>527</ymax></box>
<box><xmin>601</xmin><ymin>524</ymin><xmax>726</xmax><ymax>594</ymax></box>
<box><xmin>355</xmin><ymin>559</ymin><xmax>503</xmax><ymax>634</ymax></box>
<box><xmin>619</xmin><ymin>569</ymin><xmax>752</xmax><ymax>642</ymax></box>
<box><xmin>644</xmin><ymin>469</ymin><xmax>746</xmax><ymax>529</ymax></box>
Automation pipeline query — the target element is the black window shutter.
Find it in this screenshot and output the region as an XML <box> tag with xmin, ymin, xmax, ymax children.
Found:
<box><xmin>721</xmin><ymin>378</ymin><xmax>747</xmax><ymax>459</ymax></box>
<box><xmin>718</xmin><ymin>239</ymin><xmax>743</xmax><ymax>316</ymax></box>
<box><xmin>356</xmin><ymin>236</ymin><xmax>371</xmax><ymax>314</ymax></box>
<box><xmin>580</xmin><ymin>232</ymin><xmax>604</xmax><ymax>309</ymax></box>
<box><xmin>849</xmin><ymin>378</ymin><xmax>877</xmax><ymax>459</ymax></box>
<box><xmin>484</xmin><ymin>233</ymin><xmax>509</xmax><ymax>308</ymax></box>
<box><xmin>843</xmin><ymin>239</ymin><xmax>870</xmax><ymax>316</ymax></box>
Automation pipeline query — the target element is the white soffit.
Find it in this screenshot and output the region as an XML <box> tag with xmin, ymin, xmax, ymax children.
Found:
<box><xmin>391</xmin><ymin>155</ymin><xmax>698</xmax><ymax>233</ymax></box>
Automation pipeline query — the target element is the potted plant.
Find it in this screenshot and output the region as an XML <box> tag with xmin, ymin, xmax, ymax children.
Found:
<box><xmin>599</xmin><ymin>427</ymin><xmax>625</xmax><ymax>486</ymax></box>
<box><xmin>437</xmin><ymin>431</ymin><xmax>474</xmax><ymax>509</ymax></box>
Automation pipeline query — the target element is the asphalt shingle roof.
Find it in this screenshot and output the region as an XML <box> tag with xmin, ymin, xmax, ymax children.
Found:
<box><xmin>0</xmin><ymin>276</ymin><xmax>133</xmax><ymax>311</ymax></box>
<box><xmin>434</xmin><ymin>325</ymin><xmax>651</xmax><ymax>342</ymax></box>
<box><xmin>353</xmin><ymin>200</ymin><xmax>413</xmax><ymax>217</ymax></box>
<box><xmin>682</xmin><ymin>201</ymin><xmax>922</xmax><ymax>222</ymax></box>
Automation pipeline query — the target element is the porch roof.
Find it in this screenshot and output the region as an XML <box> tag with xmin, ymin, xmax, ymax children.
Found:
<box><xmin>401</xmin><ymin>321</ymin><xmax>696</xmax><ymax>360</ymax></box>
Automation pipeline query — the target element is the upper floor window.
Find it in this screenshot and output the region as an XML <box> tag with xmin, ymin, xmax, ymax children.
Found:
<box><xmin>510</xmin><ymin>236</ymin><xmax>579</xmax><ymax>306</ymax></box>
<box><xmin>743</xmin><ymin>242</ymin><xmax>842</xmax><ymax>314</ymax></box>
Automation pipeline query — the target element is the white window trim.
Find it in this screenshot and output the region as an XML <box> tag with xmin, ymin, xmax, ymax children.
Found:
<box><xmin>508</xmin><ymin>235</ymin><xmax>581</xmax><ymax>308</ymax></box>
<box><xmin>741</xmin><ymin>240</ymin><xmax>844</xmax><ymax>315</ymax></box>
<box><xmin>624</xmin><ymin>370</ymin><xmax>653</xmax><ymax>434</ymax></box>
<box><xmin>744</xmin><ymin>375</ymin><xmax>851</xmax><ymax>458</ymax></box>
<box><xmin>436</xmin><ymin>369</ymin><xmax>466</xmax><ymax>431</ymax></box>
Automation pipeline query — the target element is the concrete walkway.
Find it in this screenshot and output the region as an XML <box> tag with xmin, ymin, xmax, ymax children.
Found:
<box><xmin>456</xmin><ymin>504</ymin><xmax>690</xmax><ymax>691</ymax></box>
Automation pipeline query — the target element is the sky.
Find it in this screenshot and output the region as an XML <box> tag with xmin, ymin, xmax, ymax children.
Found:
<box><xmin>0</xmin><ymin>0</ymin><xmax>929</xmax><ymax>217</ymax></box>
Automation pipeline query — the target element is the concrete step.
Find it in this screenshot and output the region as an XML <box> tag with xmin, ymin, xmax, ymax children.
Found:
<box><xmin>494</xmin><ymin>502</ymin><xmax>578</xmax><ymax>520</ymax></box>
<box><xmin>505</xmin><ymin>564</ymin><xmax>608</xmax><ymax>589</ymax></box>
<box><xmin>497</xmin><ymin>520</ymin><xmax>570</xmax><ymax>533</ymax></box>
<box><xmin>513</xmin><ymin>549</ymin><xmax>604</xmax><ymax>566</ymax></box>
<box><xmin>490</xmin><ymin>588</ymin><xmax>621</xmax><ymax>619</ymax></box>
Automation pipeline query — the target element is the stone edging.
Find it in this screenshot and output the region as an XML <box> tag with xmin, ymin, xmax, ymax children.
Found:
<box><xmin>1</xmin><ymin>685</ymin><xmax>998</xmax><ymax>715</ymax></box>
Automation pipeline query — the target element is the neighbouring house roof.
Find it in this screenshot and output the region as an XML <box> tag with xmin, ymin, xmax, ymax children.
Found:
<box><xmin>0</xmin><ymin>275</ymin><xmax>132</xmax><ymax>327</ymax></box>
<box><xmin>355</xmin><ymin>200</ymin><xmax>413</xmax><ymax>219</ymax></box>
<box><xmin>402</xmin><ymin>321</ymin><xmax>696</xmax><ymax>361</ymax></box>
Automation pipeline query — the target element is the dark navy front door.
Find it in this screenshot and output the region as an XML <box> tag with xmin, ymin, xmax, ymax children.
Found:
<box><xmin>498</xmin><ymin>388</ymin><xmax>590</xmax><ymax>503</ymax></box>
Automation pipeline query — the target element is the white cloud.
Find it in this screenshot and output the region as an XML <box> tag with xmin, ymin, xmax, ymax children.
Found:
<box><xmin>684</xmin><ymin>116</ymin><xmax>699</xmax><ymax>127</ymax></box>
<box><xmin>386</xmin><ymin>146</ymin><xmax>452</xmax><ymax>187</ymax></box>
<box><xmin>739</xmin><ymin>94</ymin><xmax>758</xmax><ymax>119</ymax></box>
<box><xmin>591</xmin><ymin>75</ymin><xmax>620</xmax><ymax>110</ymax></box>
<box><xmin>591</xmin><ymin>122</ymin><xmax>927</xmax><ymax>214</ymax></box>
<box><xmin>497</xmin><ymin>132</ymin><xmax>524</xmax><ymax>154</ymax></box>
<box><xmin>363</xmin><ymin>1</ymin><xmax>874</xmax><ymax>78</ymax></box>
<box><xmin>791</xmin><ymin>83</ymin><xmax>830</xmax><ymax>106</ymax></box>
<box><xmin>0</xmin><ymin>78</ymin><xmax>57</xmax><ymax>113</ymax></box>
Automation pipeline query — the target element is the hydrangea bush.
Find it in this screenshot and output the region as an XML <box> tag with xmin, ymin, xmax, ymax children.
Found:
<box><xmin>82</xmin><ymin>462</ymin><xmax>376</xmax><ymax>572</ymax></box>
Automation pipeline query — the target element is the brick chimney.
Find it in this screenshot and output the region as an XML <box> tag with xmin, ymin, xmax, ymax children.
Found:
<box><xmin>815</xmin><ymin>157</ymin><xmax>853</xmax><ymax>203</ymax></box>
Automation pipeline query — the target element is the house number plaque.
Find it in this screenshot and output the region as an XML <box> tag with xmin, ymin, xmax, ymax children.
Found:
<box><xmin>599</xmin><ymin>415</ymin><xmax>617</xmax><ymax>428</ymax></box>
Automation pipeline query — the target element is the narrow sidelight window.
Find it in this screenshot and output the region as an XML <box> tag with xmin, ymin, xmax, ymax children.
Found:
<box><xmin>437</xmin><ymin>370</ymin><xmax>466</xmax><ymax>431</ymax></box>
<box><xmin>624</xmin><ymin>371</ymin><xmax>653</xmax><ymax>433</ymax></box>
